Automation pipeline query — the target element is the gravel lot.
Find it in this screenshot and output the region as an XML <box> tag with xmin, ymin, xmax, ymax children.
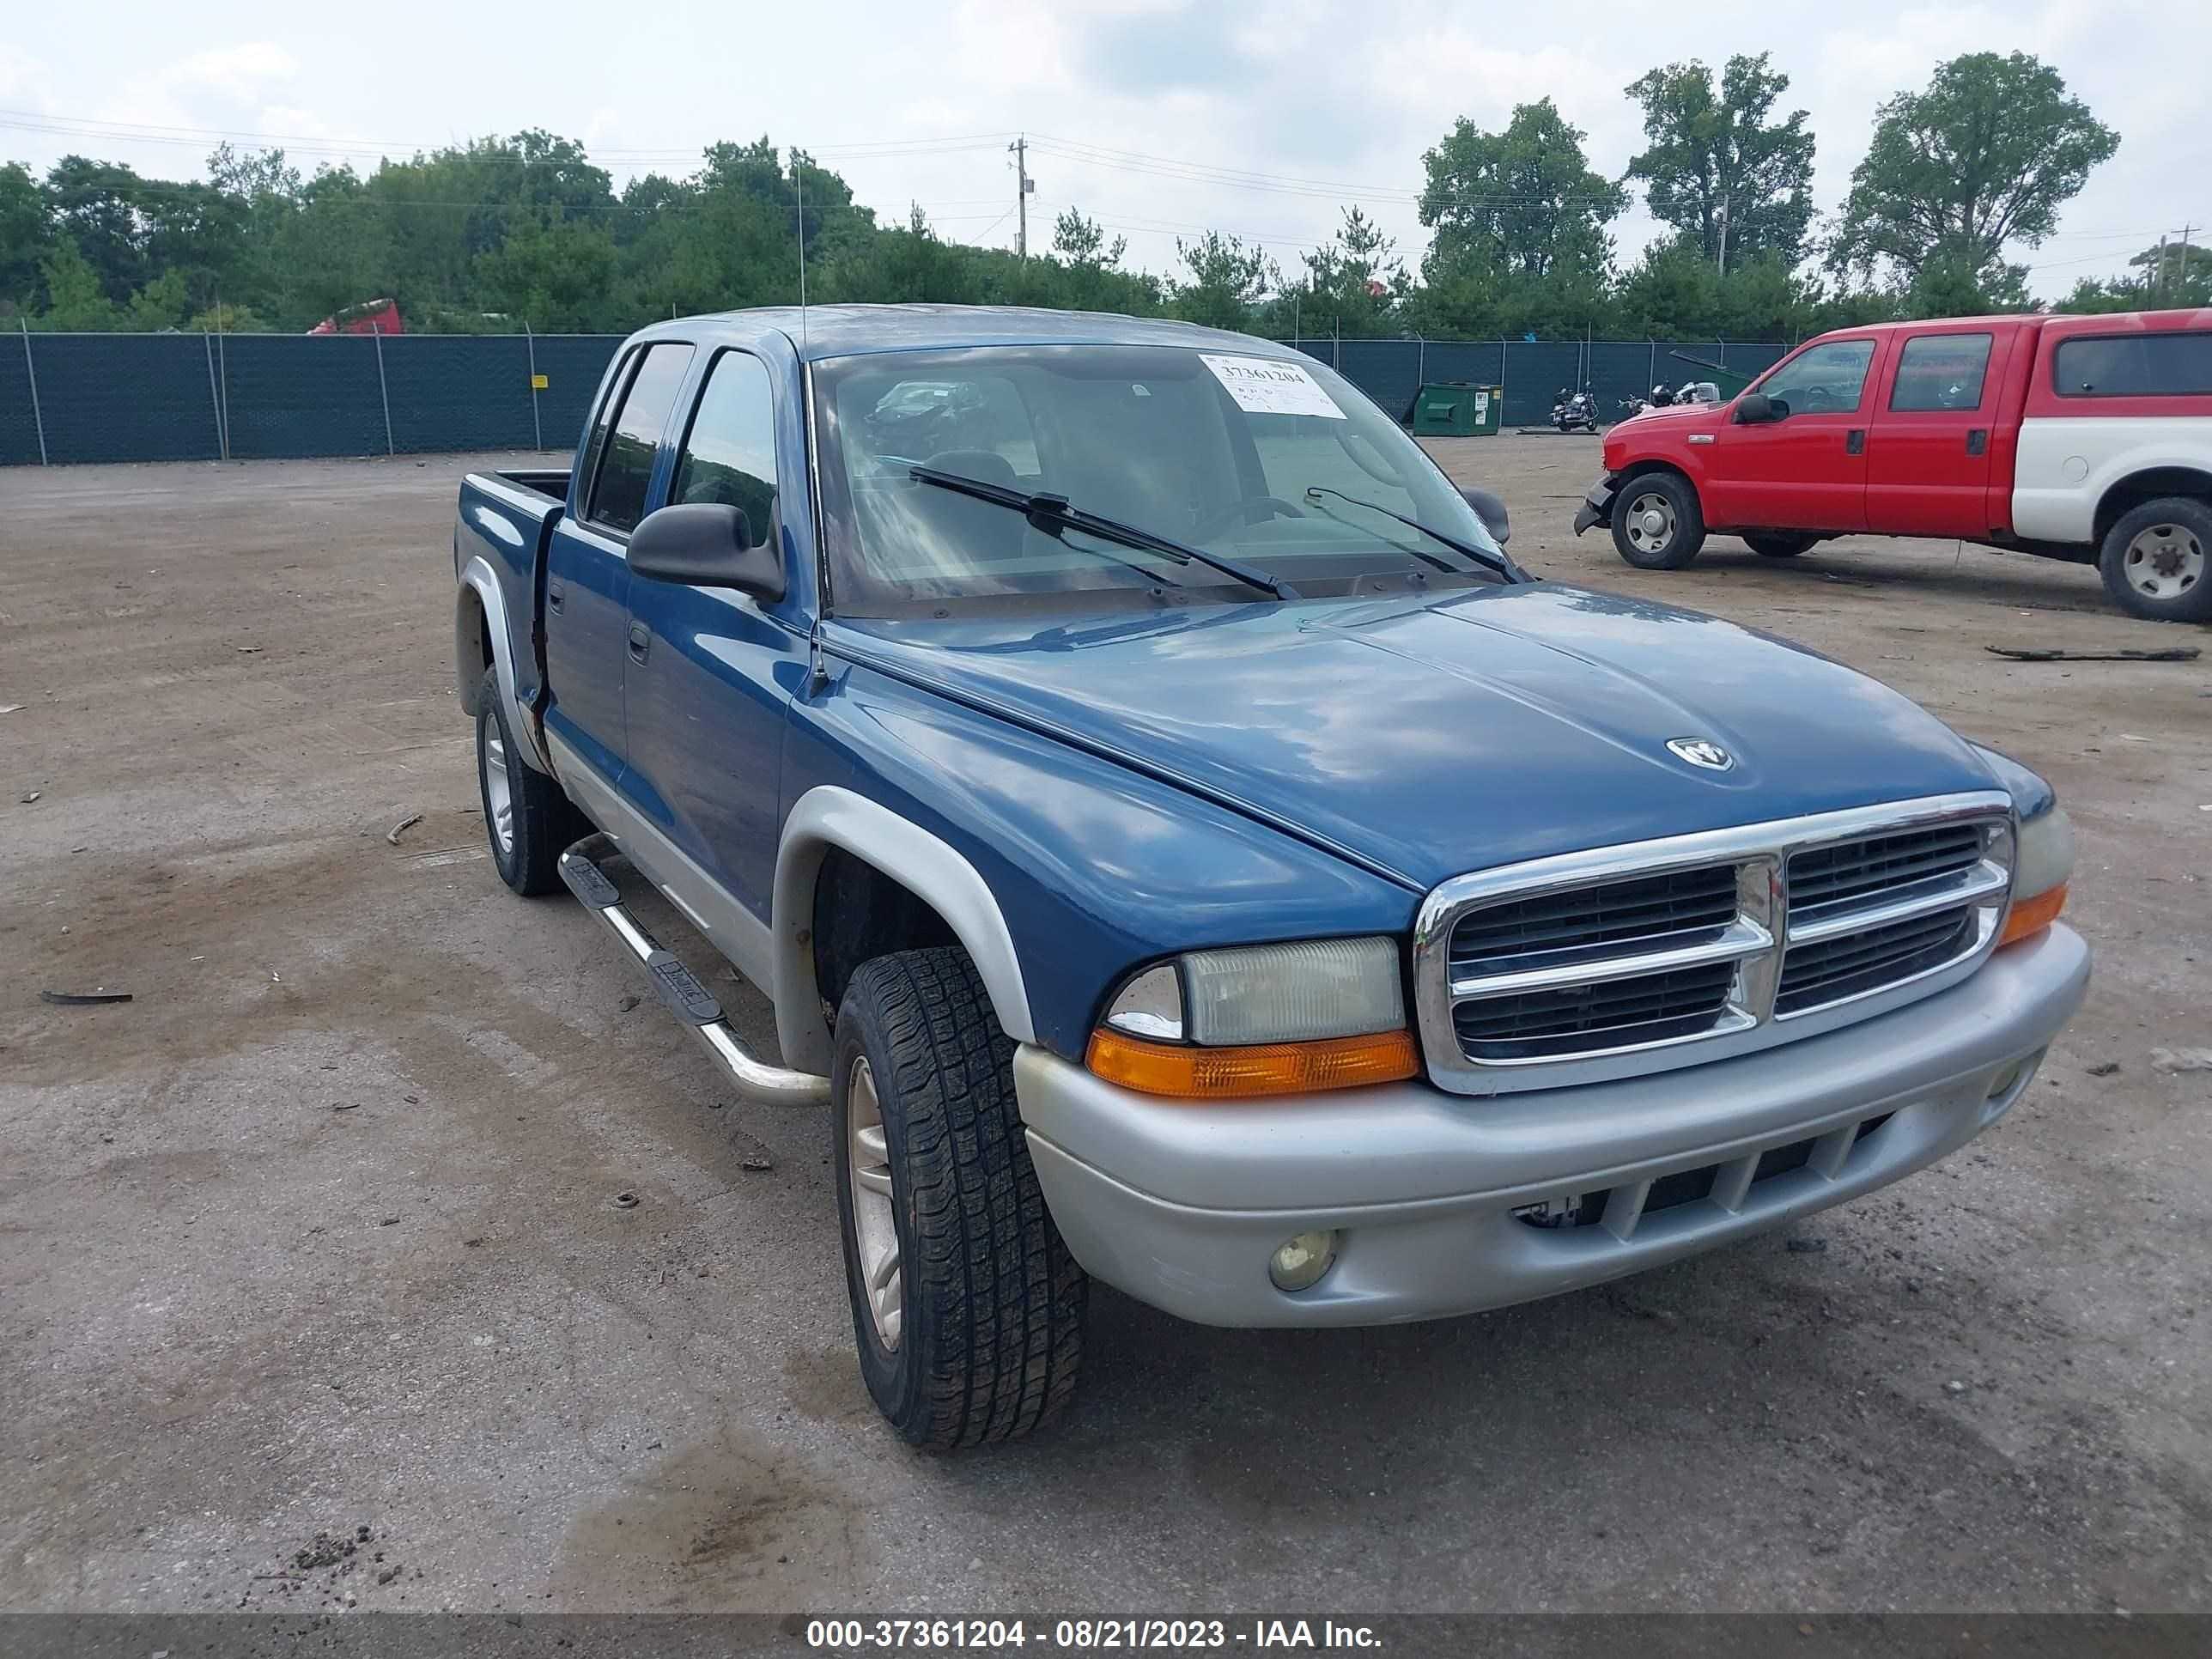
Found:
<box><xmin>3</xmin><ymin>434</ymin><xmax>2208</xmax><ymax>1615</ymax></box>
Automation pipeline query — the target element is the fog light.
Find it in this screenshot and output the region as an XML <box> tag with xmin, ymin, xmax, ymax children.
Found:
<box><xmin>1268</xmin><ymin>1230</ymin><xmax>1338</xmax><ymax>1292</ymax></box>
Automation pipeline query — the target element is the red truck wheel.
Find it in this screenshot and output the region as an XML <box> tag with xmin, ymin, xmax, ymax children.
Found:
<box><xmin>1612</xmin><ymin>473</ymin><xmax>1706</xmax><ymax>570</ymax></box>
<box><xmin>2099</xmin><ymin>498</ymin><xmax>2211</xmax><ymax>623</ymax></box>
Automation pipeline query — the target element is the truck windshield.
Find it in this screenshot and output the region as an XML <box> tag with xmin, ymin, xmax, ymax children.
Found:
<box><xmin>811</xmin><ymin>344</ymin><xmax>1508</xmax><ymax>616</ymax></box>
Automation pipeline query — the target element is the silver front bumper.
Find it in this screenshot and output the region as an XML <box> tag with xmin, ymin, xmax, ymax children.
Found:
<box><xmin>1016</xmin><ymin>926</ymin><xmax>2089</xmax><ymax>1328</ymax></box>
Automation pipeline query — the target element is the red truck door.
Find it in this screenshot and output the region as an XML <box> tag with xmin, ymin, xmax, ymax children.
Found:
<box><xmin>1864</xmin><ymin>325</ymin><xmax>2014</xmax><ymax>538</ymax></box>
<box><xmin>1701</xmin><ymin>336</ymin><xmax>1885</xmax><ymax>532</ymax></box>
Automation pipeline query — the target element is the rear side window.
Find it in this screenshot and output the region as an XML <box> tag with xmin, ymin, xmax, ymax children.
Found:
<box><xmin>672</xmin><ymin>352</ymin><xmax>780</xmax><ymax>550</ymax></box>
<box><xmin>1890</xmin><ymin>333</ymin><xmax>1993</xmax><ymax>411</ymax></box>
<box><xmin>2052</xmin><ymin>331</ymin><xmax>2212</xmax><ymax>398</ymax></box>
<box><xmin>586</xmin><ymin>343</ymin><xmax>696</xmax><ymax>532</ymax></box>
<box><xmin>575</xmin><ymin>348</ymin><xmax>634</xmax><ymax>502</ymax></box>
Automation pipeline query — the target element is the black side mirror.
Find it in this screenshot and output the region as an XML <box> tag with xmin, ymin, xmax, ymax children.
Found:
<box><xmin>1735</xmin><ymin>392</ymin><xmax>1784</xmax><ymax>424</ymax></box>
<box><xmin>1458</xmin><ymin>485</ymin><xmax>1510</xmax><ymax>546</ymax></box>
<box><xmin>628</xmin><ymin>503</ymin><xmax>785</xmax><ymax>601</ymax></box>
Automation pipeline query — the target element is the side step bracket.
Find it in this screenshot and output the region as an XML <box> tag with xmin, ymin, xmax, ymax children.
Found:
<box><xmin>558</xmin><ymin>833</ymin><xmax>830</xmax><ymax>1108</ymax></box>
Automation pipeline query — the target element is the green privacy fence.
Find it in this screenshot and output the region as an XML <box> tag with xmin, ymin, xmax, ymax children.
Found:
<box><xmin>1282</xmin><ymin>336</ymin><xmax>1790</xmax><ymax>428</ymax></box>
<box><xmin>1</xmin><ymin>330</ymin><xmax>623</xmax><ymax>467</ymax></box>
<box><xmin>2</xmin><ymin>329</ymin><xmax>1791</xmax><ymax>467</ymax></box>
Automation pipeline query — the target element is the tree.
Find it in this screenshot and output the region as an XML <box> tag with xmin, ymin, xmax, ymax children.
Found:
<box><xmin>1299</xmin><ymin>206</ymin><xmax>1407</xmax><ymax>337</ymax></box>
<box><xmin>1169</xmin><ymin>231</ymin><xmax>1278</xmax><ymax>330</ymax></box>
<box><xmin>1624</xmin><ymin>53</ymin><xmax>1814</xmax><ymax>270</ymax></box>
<box><xmin>476</xmin><ymin>220</ymin><xmax>620</xmax><ymax>331</ymax></box>
<box><xmin>2060</xmin><ymin>240</ymin><xmax>2212</xmax><ymax>315</ymax></box>
<box><xmin>30</xmin><ymin>242</ymin><xmax>120</xmax><ymax>329</ymax></box>
<box><xmin>1051</xmin><ymin>207</ymin><xmax>1125</xmax><ymax>271</ymax></box>
<box><xmin>44</xmin><ymin>155</ymin><xmax>149</xmax><ymax>301</ymax></box>
<box><xmin>1418</xmin><ymin>100</ymin><xmax>1624</xmax><ymax>286</ymax></box>
<box><xmin>1830</xmin><ymin>52</ymin><xmax>2118</xmax><ymax>289</ymax></box>
<box><xmin>0</xmin><ymin>161</ymin><xmax>54</xmax><ymax>311</ymax></box>
<box><xmin>270</xmin><ymin>164</ymin><xmax>391</xmax><ymax>330</ymax></box>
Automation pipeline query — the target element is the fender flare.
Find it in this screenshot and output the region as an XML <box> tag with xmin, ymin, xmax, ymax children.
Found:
<box><xmin>2092</xmin><ymin>462</ymin><xmax>2212</xmax><ymax>537</ymax></box>
<box><xmin>771</xmin><ymin>786</ymin><xmax>1035</xmax><ymax>1074</ymax></box>
<box><xmin>455</xmin><ymin>556</ymin><xmax>550</xmax><ymax>773</ymax></box>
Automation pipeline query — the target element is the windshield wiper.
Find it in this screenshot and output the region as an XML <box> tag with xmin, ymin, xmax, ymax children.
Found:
<box><xmin>909</xmin><ymin>465</ymin><xmax>1301</xmax><ymax>599</ymax></box>
<box><xmin>1303</xmin><ymin>485</ymin><xmax>1522</xmax><ymax>582</ymax></box>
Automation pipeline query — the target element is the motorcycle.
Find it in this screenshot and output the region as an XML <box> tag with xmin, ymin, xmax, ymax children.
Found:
<box><xmin>1551</xmin><ymin>388</ymin><xmax>1599</xmax><ymax>433</ymax></box>
<box><xmin>1617</xmin><ymin>382</ymin><xmax>1678</xmax><ymax>422</ymax></box>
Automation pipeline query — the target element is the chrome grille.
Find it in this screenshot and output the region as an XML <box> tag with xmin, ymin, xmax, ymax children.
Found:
<box><xmin>1454</xmin><ymin>959</ymin><xmax>1737</xmax><ymax>1060</ymax></box>
<box><xmin>1788</xmin><ymin>824</ymin><xmax>1985</xmax><ymax>922</ymax></box>
<box><xmin>1449</xmin><ymin>866</ymin><xmax>1739</xmax><ymax>975</ymax></box>
<box><xmin>1413</xmin><ymin>793</ymin><xmax>2015</xmax><ymax>1096</ymax></box>
<box><xmin>1775</xmin><ymin>907</ymin><xmax>1977</xmax><ymax>1015</ymax></box>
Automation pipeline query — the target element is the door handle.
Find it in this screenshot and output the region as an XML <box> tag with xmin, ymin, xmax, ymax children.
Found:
<box><xmin>1966</xmin><ymin>428</ymin><xmax>1988</xmax><ymax>456</ymax></box>
<box><xmin>547</xmin><ymin>581</ymin><xmax>565</xmax><ymax>613</ymax></box>
<box><xmin>1845</xmin><ymin>428</ymin><xmax>1866</xmax><ymax>456</ymax></box>
<box><xmin>628</xmin><ymin>621</ymin><xmax>651</xmax><ymax>664</ymax></box>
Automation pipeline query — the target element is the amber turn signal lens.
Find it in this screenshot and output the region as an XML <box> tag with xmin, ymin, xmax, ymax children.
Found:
<box><xmin>1997</xmin><ymin>882</ymin><xmax>2067</xmax><ymax>949</ymax></box>
<box><xmin>1085</xmin><ymin>1027</ymin><xmax>1419</xmax><ymax>1099</ymax></box>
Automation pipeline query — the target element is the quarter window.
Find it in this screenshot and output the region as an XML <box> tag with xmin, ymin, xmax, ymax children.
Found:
<box><xmin>672</xmin><ymin>352</ymin><xmax>780</xmax><ymax>550</ymax></box>
<box><xmin>586</xmin><ymin>343</ymin><xmax>696</xmax><ymax>533</ymax></box>
<box><xmin>2052</xmin><ymin>331</ymin><xmax>2212</xmax><ymax>398</ymax></box>
<box><xmin>1890</xmin><ymin>333</ymin><xmax>1993</xmax><ymax>411</ymax></box>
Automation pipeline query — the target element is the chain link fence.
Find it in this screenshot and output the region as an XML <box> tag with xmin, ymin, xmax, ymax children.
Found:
<box><xmin>3</xmin><ymin>329</ymin><xmax>1791</xmax><ymax>468</ymax></box>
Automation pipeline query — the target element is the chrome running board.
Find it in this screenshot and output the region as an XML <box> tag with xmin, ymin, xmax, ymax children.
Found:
<box><xmin>557</xmin><ymin>833</ymin><xmax>830</xmax><ymax>1109</ymax></box>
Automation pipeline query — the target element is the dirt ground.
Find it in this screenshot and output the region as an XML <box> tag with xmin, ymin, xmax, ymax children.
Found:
<box><xmin>2</xmin><ymin>434</ymin><xmax>2207</xmax><ymax>1616</ymax></box>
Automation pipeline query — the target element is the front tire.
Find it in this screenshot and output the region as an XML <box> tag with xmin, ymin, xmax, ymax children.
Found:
<box><xmin>1612</xmin><ymin>472</ymin><xmax>1706</xmax><ymax>569</ymax></box>
<box><xmin>475</xmin><ymin>666</ymin><xmax>581</xmax><ymax>895</ymax></box>
<box><xmin>832</xmin><ymin>947</ymin><xmax>1087</xmax><ymax>1449</ymax></box>
<box><xmin>1744</xmin><ymin>532</ymin><xmax>1817</xmax><ymax>559</ymax></box>
<box><xmin>2099</xmin><ymin>497</ymin><xmax>2211</xmax><ymax>623</ymax></box>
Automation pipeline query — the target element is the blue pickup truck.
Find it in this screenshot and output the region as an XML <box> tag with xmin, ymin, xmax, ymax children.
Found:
<box><xmin>453</xmin><ymin>305</ymin><xmax>2088</xmax><ymax>1449</ymax></box>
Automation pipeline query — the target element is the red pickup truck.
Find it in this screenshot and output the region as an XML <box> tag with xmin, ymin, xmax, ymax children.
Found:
<box><xmin>1573</xmin><ymin>307</ymin><xmax>2212</xmax><ymax>623</ymax></box>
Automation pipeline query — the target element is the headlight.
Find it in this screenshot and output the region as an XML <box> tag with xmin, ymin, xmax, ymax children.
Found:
<box><xmin>1091</xmin><ymin>938</ymin><xmax>1417</xmax><ymax>1098</ymax></box>
<box><xmin>1998</xmin><ymin>804</ymin><xmax>2072</xmax><ymax>948</ymax></box>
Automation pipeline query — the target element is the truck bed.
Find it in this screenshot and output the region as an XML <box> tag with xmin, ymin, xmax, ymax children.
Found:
<box><xmin>493</xmin><ymin>467</ymin><xmax>572</xmax><ymax>503</ymax></box>
<box><xmin>456</xmin><ymin>469</ymin><xmax>571</xmax><ymax>743</ymax></box>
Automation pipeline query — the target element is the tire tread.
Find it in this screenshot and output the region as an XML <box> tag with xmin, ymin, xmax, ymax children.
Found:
<box><xmin>842</xmin><ymin>947</ymin><xmax>1085</xmax><ymax>1449</ymax></box>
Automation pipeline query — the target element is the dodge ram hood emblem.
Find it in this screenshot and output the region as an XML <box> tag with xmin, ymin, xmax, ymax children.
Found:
<box><xmin>1667</xmin><ymin>737</ymin><xmax>1735</xmax><ymax>772</ymax></box>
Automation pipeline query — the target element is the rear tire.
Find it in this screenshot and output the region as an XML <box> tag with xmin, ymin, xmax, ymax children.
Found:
<box><xmin>475</xmin><ymin>666</ymin><xmax>582</xmax><ymax>896</ymax></box>
<box><xmin>832</xmin><ymin>946</ymin><xmax>1087</xmax><ymax>1449</ymax></box>
<box><xmin>2098</xmin><ymin>497</ymin><xmax>2212</xmax><ymax>623</ymax></box>
<box><xmin>1612</xmin><ymin>472</ymin><xmax>1706</xmax><ymax>569</ymax></box>
<box><xmin>1744</xmin><ymin>532</ymin><xmax>1817</xmax><ymax>559</ymax></box>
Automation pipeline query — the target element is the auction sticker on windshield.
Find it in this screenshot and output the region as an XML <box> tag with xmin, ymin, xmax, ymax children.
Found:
<box><xmin>1201</xmin><ymin>354</ymin><xmax>1346</xmax><ymax>420</ymax></box>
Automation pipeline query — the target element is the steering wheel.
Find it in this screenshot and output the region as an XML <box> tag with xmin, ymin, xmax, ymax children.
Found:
<box><xmin>1802</xmin><ymin>385</ymin><xmax>1840</xmax><ymax>412</ymax></box>
<box><xmin>1192</xmin><ymin>494</ymin><xmax>1304</xmax><ymax>539</ymax></box>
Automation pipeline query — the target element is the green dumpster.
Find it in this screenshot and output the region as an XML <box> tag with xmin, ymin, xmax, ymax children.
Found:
<box><xmin>1409</xmin><ymin>382</ymin><xmax>1502</xmax><ymax>437</ymax></box>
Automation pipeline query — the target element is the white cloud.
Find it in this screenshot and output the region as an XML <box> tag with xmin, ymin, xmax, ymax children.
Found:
<box><xmin>157</xmin><ymin>41</ymin><xmax>299</xmax><ymax>100</ymax></box>
<box><xmin>3</xmin><ymin>3</ymin><xmax>2195</xmax><ymax>300</ymax></box>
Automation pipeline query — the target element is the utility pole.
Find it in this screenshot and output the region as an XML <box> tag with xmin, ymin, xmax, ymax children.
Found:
<box><xmin>1715</xmin><ymin>193</ymin><xmax>1730</xmax><ymax>276</ymax></box>
<box><xmin>2179</xmin><ymin>223</ymin><xmax>2198</xmax><ymax>302</ymax></box>
<box><xmin>1009</xmin><ymin>134</ymin><xmax>1031</xmax><ymax>258</ymax></box>
<box><xmin>2154</xmin><ymin>234</ymin><xmax>2170</xmax><ymax>300</ymax></box>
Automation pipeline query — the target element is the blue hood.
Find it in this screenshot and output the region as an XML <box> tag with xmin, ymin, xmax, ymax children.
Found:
<box><xmin>826</xmin><ymin>584</ymin><xmax>2000</xmax><ymax>892</ymax></box>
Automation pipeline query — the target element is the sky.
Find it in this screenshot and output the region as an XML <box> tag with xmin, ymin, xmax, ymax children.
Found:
<box><xmin>2</xmin><ymin>0</ymin><xmax>2203</xmax><ymax>304</ymax></box>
